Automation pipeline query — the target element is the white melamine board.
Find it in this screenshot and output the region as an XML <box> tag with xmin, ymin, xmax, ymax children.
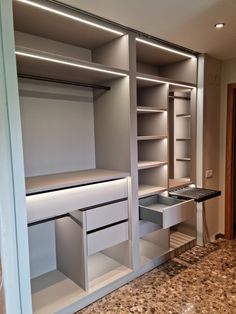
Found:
<box><xmin>31</xmin><ymin>270</ymin><xmax>86</xmax><ymax>314</ymax></box>
<box><xmin>141</xmin><ymin>228</ymin><xmax>169</xmax><ymax>248</ymax></box>
<box><xmin>15</xmin><ymin>31</ymin><xmax>92</xmax><ymax>62</ymax></box>
<box><xmin>137</xmin><ymin>106</ymin><xmax>166</xmax><ymax>113</ymax></box>
<box><xmin>137</xmin><ymin>135</ymin><xmax>167</xmax><ymax>141</ymax></box>
<box><xmin>137</xmin><ymin>84</ymin><xmax>168</xmax><ymax>109</ymax></box>
<box><xmin>169</xmin><ymin>178</ymin><xmax>191</xmax><ymax>189</ymax></box>
<box><xmin>137</xmin><ymin>112</ymin><xmax>167</xmax><ymax>136</ymax></box>
<box><xmin>94</xmin><ymin>76</ymin><xmax>130</xmax><ymax>172</ymax></box>
<box><xmin>86</xmin><ymin>200</ymin><xmax>128</xmax><ymax>231</ymax></box>
<box><xmin>19</xmin><ymin>79</ymin><xmax>95</xmax><ymax>177</ymax></box>
<box><xmin>26</xmin><ymin>178</ymin><xmax>128</xmax><ymax>223</ymax></box>
<box><xmin>138</xmin><ymin>166</ymin><xmax>168</xmax><ymax>189</ymax></box>
<box><xmin>56</xmin><ymin>217</ymin><xmax>87</xmax><ymax>290</ymax></box>
<box><xmin>87</xmin><ymin>222</ymin><xmax>129</xmax><ymax>256</ymax></box>
<box><xmin>28</xmin><ymin>221</ymin><xmax>56</xmax><ymax>279</ymax></box>
<box><xmin>138</xmin><ymin>185</ymin><xmax>166</xmax><ymax>198</ymax></box>
<box><xmin>138</xmin><ymin>139</ymin><xmax>168</xmax><ymax>162</ymax></box>
<box><xmin>139</xmin><ymin>220</ymin><xmax>161</xmax><ymax>237</ymax></box>
<box><xmin>87</xmin><ymin>253</ymin><xmax>131</xmax><ymax>289</ymax></box>
<box><xmin>25</xmin><ymin>169</ymin><xmax>129</xmax><ymax>194</ymax></box>
<box><xmin>93</xmin><ymin>35</ymin><xmax>129</xmax><ymax>70</ymax></box>
<box><xmin>159</xmin><ymin>58</ymin><xmax>197</xmax><ymax>85</ymax></box>
<box><xmin>101</xmin><ymin>241</ymin><xmax>131</xmax><ymax>269</ymax></box>
<box><xmin>138</xmin><ymin>161</ymin><xmax>167</xmax><ymax>170</ymax></box>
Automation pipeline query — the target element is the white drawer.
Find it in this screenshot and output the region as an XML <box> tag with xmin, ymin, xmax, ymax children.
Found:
<box><xmin>85</xmin><ymin>200</ymin><xmax>128</xmax><ymax>231</ymax></box>
<box><xmin>139</xmin><ymin>195</ymin><xmax>195</xmax><ymax>229</ymax></box>
<box><xmin>87</xmin><ymin>221</ymin><xmax>129</xmax><ymax>256</ymax></box>
<box><xmin>27</xmin><ymin>178</ymin><xmax>128</xmax><ymax>223</ymax></box>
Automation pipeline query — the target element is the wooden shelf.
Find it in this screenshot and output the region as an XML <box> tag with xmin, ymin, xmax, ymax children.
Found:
<box><xmin>25</xmin><ymin>169</ymin><xmax>129</xmax><ymax>194</ymax></box>
<box><xmin>137</xmin><ymin>106</ymin><xmax>166</xmax><ymax>114</ymax></box>
<box><xmin>176</xmin><ymin>158</ymin><xmax>191</xmax><ymax>162</ymax></box>
<box><xmin>138</xmin><ymin>161</ymin><xmax>167</xmax><ymax>170</ymax></box>
<box><xmin>137</xmin><ymin>135</ymin><xmax>167</xmax><ymax>141</ymax></box>
<box><xmin>138</xmin><ymin>185</ymin><xmax>166</xmax><ymax>198</ymax></box>
<box><xmin>16</xmin><ymin>50</ymin><xmax>128</xmax><ymax>87</ymax></box>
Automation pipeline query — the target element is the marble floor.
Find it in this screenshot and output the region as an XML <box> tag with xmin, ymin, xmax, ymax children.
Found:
<box><xmin>77</xmin><ymin>239</ymin><xmax>236</xmax><ymax>314</ymax></box>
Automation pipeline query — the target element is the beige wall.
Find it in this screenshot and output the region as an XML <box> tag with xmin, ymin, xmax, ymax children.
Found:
<box><xmin>219</xmin><ymin>58</ymin><xmax>236</xmax><ymax>233</ymax></box>
<box><xmin>203</xmin><ymin>55</ymin><xmax>221</xmax><ymax>240</ymax></box>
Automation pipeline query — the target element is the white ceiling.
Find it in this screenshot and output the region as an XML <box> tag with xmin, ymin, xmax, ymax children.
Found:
<box><xmin>62</xmin><ymin>0</ymin><xmax>236</xmax><ymax>60</ymax></box>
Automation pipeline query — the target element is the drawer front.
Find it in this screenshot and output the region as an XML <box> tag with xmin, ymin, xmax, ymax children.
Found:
<box><xmin>86</xmin><ymin>200</ymin><xmax>128</xmax><ymax>231</ymax></box>
<box><xmin>162</xmin><ymin>199</ymin><xmax>194</xmax><ymax>228</ymax></box>
<box><xmin>27</xmin><ymin>178</ymin><xmax>128</xmax><ymax>223</ymax></box>
<box><xmin>139</xmin><ymin>196</ymin><xmax>195</xmax><ymax>229</ymax></box>
<box><xmin>87</xmin><ymin>221</ymin><xmax>128</xmax><ymax>256</ymax></box>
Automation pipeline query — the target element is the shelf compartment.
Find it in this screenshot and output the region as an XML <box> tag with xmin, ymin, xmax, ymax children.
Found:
<box><xmin>137</xmin><ymin>83</ymin><xmax>168</xmax><ymax>109</ymax></box>
<box><xmin>13</xmin><ymin>1</ymin><xmax>128</xmax><ymax>70</ymax></box>
<box><xmin>169</xmin><ymin>178</ymin><xmax>191</xmax><ymax>189</ymax></box>
<box><xmin>137</xmin><ymin>111</ymin><xmax>167</xmax><ymax>137</ymax></box>
<box><xmin>139</xmin><ymin>229</ymin><xmax>169</xmax><ymax>266</ymax></box>
<box><xmin>138</xmin><ymin>166</ymin><xmax>168</xmax><ymax>198</ymax></box>
<box><xmin>87</xmin><ymin>241</ymin><xmax>132</xmax><ymax>290</ymax></box>
<box><xmin>16</xmin><ymin>50</ymin><xmax>128</xmax><ymax>86</ymax></box>
<box><xmin>138</xmin><ymin>139</ymin><xmax>168</xmax><ymax>166</ymax></box>
<box><xmin>138</xmin><ymin>161</ymin><xmax>167</xmax><ymax>170</ymax></box>
<box><xmin>139</xmin><ymin>195</ymin><xmax>194</xmax><ymax>229</ymax></box>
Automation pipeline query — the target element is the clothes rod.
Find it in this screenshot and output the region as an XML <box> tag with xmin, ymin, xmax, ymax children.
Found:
<box><xmin>18</xmin><ymin>73</ymin><xmax>111</xmax><ymax>90</ymax></box>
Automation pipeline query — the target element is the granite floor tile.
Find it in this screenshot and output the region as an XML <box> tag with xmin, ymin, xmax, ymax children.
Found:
<box><xmin>76</xmin><ymin>240</ymin><xmax>236</xmax><ymax>314</ymax></box>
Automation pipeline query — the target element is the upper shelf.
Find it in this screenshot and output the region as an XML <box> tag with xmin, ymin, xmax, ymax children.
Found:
<box><xmin>15</xmin><ymin>49</ymin><xmax>128</xmax><ymax>85</ymax></box>
<box><xmin>13</xmin><ymin>0</ymin><xmax>123</xmax><ymax>50</ymax></box>
<box><xmin>25</xmin><ymin>169</ymin><xmax>129</xmax><ymax>195</ymax></box>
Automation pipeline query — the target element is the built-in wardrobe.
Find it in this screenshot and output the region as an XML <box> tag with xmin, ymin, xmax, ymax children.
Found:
<box><xmin>0</xmin><ymin>1</ymin><xmax>200</xmax><ymax>313</ymax></box>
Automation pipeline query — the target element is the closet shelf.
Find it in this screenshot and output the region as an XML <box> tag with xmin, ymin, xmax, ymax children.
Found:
<box><xmin>137</xmin><ymin>135</ymin><xmax>167</xmax><ymax>141</ymax></box>
<box><xmin>176</xmin><ymin>158</ymin><xmax>191</xmax><ymax>162</ymax></box>
<box><xmin>136</xmin><ymin>72</ymin><xmax>196</xmax><ymax>88</ymax></box>
<box><xmin>137</xmin><ymin>106</ymin><xmax>167</xmax><ymax>113</ymax></box>
<box><xmin>169</xmin><ymin>178</ymin><xmax>191</xmax><ymax>189</ymax></box>
<box><xmin>138</xmin><ymin>185</ymin><xmax>167</xmax><ymax>198</ymax></box>
<box><xmin>16</xmin><ymin>49</ymin><xmax>128</xmax><ymax>86</ymax></box>
<box><xmin>138</xmin><ymin>161</ymin><xmax>167</xmax><ymax>170</ymax></box>
<box><xmin>25</xmin><ymin>169</ymin><xmax>129</xmax><ymax>195</ymax></box>
<box><xmin>176</xmin><ymin>114</ymin><xmax>191</xmax><ymax>118</ymax></box>
<box><xmin>176</xmin><ymin>138</ymin><xmax>191</xmax><ymax>141</ymax></box>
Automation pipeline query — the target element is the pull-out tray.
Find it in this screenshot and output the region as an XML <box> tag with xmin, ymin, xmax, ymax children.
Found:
<box><xmin>168</xmin><ymin>187</ymin><xmax>221</xmax><ymax>202</ymax></box>
<box><xmin>139</xmin><ymin>195</ymin><xmax>194</xmax><ymax>229</ymax></box>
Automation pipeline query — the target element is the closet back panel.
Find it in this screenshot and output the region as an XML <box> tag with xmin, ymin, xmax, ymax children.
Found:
<box><xmin>19</xmin><ymin>79</ymin><xmax>96</xmax><ymax>177</ymax></box>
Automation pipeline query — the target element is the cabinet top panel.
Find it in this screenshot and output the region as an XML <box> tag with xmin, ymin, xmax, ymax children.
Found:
<box><xmin>13</xmin><ymin>0</ymin><xmax>124</xmax><ymax>49</ymax></box>
<box><xmin>25</xmin><ymin>168</ymin><xmax>129</xmax><ymax>194</ymax></box>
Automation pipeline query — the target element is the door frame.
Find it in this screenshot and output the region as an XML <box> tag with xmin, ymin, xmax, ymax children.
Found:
<box><xmin>225</xmin><ymin>83</ymin><xmax>236</xmax><ymax>239</ymax></box>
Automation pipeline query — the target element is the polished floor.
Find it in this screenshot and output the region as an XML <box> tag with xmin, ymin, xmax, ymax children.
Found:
<box><xmin>77</xmin><ymin>239</ymin><xmax>236</xmax><ymax>314</ymax></box>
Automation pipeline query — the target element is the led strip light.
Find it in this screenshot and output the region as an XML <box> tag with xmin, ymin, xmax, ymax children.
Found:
<box><xmin>136</xmin><ymin>38</ymin><xmax>195</xmax><ymax>59</ymax></box>
<box><xmin>16</xmin><ymin>0</ymin><xmax>124</xmax><ymax>36</ymax></box>
<box><xmin>15</xmin><ymin>51</ymin><xmax>128</xmax><ymax>76</ymax></box>
<box><xmin>136</xmin><ymin>76</ymin><xmax>196</xmax><ymax>89</ymax></box>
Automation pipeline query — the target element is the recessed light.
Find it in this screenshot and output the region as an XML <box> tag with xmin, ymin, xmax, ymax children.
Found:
<box><xmin>214</xmin><ymin>23</ymin><xmax>225</xmax><ymax>29</ymax></box>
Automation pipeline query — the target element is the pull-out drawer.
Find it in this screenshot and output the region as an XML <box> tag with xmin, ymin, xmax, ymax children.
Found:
<box><xmin>139</xmin><ymin>195</ymin><xmax>194</xmax><ymax>229</ymax></box>
<box><xmin>87</xmin><ymin>221</ymin><xmax>129</xmax><ymax>255</ymax></box>
<box><xmin>85</xmin><ymin>200</ymin><xmax>128</xmax><ymax>232</ymax></box>
<box><xmin>26</xmin><ymin>178</ymin><xmax>128</xmax><ymax>223</ymax></box>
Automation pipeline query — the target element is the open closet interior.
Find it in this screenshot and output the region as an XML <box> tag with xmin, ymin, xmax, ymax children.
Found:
<box><xmin>11</xmin><ymin>1</ymin><xmax>198</xmax><ymax>313</ymax></box>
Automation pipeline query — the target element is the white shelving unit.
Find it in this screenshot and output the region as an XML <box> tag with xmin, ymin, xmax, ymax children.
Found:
<box><xmin>0</xmin><ymin>1</ymin><xmax>199</xmax><ymax>313</ymax></box>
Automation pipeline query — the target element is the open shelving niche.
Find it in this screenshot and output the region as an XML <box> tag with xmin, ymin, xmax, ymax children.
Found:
<box><xmin>135</xmin><ymin>37</ymin><xmax>197</xmax><ymax>268</ymax></box>
<box><xmin>13</xmin><ymin>0</ymin><xmax>133</xmax><ymax>313</ymax></box>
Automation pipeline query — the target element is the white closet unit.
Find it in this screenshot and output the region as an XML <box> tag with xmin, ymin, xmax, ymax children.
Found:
<box><xmin>0</xmin><ymin>1</ymin><xmax>200</xmax><ymax>313</ymax></box>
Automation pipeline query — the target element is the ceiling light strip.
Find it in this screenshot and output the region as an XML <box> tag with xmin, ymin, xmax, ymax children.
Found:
<box><xmin>16</xmin><ymin>0</ymin><xmax>124</xmax><ymax>36</ymax></box>
<box><xmin>15</xmin><ymin>51</ymin><xmax>127</xmax><ymax>76</ymax></box>
<box><xmin>137</xmin><ymin>76</ymin><xmax>195</xmax><ymax>89</ymax></box>
<box><xmin>136</xmin><ymin>38</ymin><xmax>195</xmax><ymax>59</ymax></box>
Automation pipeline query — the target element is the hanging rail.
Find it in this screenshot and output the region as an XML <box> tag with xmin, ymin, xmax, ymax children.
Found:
<box><xmin>18</xmin><ymin>73</ymin><xmax>111</xmax><ymax>91</ymax></box>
